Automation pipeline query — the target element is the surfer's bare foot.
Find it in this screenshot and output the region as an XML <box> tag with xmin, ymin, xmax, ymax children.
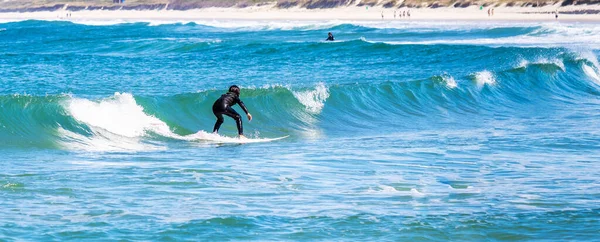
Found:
<box><xmin>239</xmin><ymin>135</ymin><xmax>247</xmax><ymax>139</ymax></box>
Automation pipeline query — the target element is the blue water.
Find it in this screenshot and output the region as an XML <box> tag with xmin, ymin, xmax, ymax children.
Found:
<box><xmin>1</xmin><ymin>19</ymin><xmax>600</xmax><ymax>240</ymax></box>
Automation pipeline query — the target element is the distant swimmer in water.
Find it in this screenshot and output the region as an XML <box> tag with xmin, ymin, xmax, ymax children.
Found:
<box><xmin>326</xmin><ymin>32</ymin><xmax>335</xmax><ymax>41</ymax></box>
<box><xmin>212</xmin><ymin>85</ymin><xmax>252</xmax><ymax>138</ymax></box>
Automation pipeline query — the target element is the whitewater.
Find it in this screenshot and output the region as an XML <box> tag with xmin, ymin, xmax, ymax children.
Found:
<box><xmin>1</xmin><ymin>19</ymin><xmax>600</xmax><ymax>240</ymax></box>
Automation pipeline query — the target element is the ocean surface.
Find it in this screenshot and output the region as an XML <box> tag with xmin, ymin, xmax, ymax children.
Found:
<box><xmin>1</xmin><ymin>18</ymin><xmax>600</xmax><ymax>240</ymax></box>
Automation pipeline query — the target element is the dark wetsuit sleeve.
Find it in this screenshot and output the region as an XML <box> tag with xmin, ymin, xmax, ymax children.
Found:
<box><xmin>235</xmin><ymin>96</ymin><xmax>249</xmax><ymax>114</ymax></box>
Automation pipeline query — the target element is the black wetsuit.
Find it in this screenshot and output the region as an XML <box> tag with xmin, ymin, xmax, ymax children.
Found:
<box><xmin>212</xmin><ymin>92</ymin><xmax>249</xmax><ymax>135</ymax></box>
<box><xmin>326</xmin><ymin>35</ymin><xmax>335</xmax><ymax>41</ymax></box>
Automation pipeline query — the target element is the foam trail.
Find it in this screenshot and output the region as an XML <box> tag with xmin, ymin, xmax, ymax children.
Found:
<box><xmin>57</xmin><ymin>127</ymin><xmax>164</xmax><ymax>152</ymax></box>
<box><xmin>174</xmin><ymin>130</ymin><xmax>286</xmax><ymax>144</ymax></box>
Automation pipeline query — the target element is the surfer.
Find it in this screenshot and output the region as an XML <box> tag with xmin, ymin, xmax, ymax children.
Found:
<box><xmin>326</xmin><ymin>32</ymin><xmax>335</xmax><ymax>41</ymax></box>
<box><xmin>212</xmin><ymin>85</ymin><xmax>252</xmax><ymax>138</ymax></box>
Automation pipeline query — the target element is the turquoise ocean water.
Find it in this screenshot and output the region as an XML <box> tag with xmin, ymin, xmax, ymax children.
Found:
<box><xmin>1</xmin><ymin>19</ymin><xmax>600</xmax><ymax>240</ymax></box>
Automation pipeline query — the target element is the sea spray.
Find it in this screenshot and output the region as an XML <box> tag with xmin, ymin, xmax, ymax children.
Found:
<box><xmin>291</xmin><ymin>83</ymin><xmax>330</xmax><ymax>114</ymax></box>
<box><xmin>473</xmin><ymin>70</ymin><xmax>496</xmax><ymax>87</ymax></box>
<box><xmin>441</xmin><ymin>75</ymin><xmax>458</xmax><ymax>89</ymax></box>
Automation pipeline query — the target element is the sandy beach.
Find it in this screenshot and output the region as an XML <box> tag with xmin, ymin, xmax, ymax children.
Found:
<box><xmin>1</xmin><ymin>4</ymin><xmax>600</xmax><ymax>22</ymax></box>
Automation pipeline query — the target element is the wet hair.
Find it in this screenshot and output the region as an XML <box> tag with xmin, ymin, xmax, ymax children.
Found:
<box><xmin>228</xmin><ymin>85</ymin><xmax>240</xmax><ymax>95</ymax></box>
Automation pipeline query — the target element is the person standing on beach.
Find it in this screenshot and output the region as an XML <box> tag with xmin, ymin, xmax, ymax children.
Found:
<box><xmin>381</xmin><ymin>11</ymin><xmax>384</xmax><ymax>20</ymax></box>
<box><xmin>212</xmin><ymin>85</ymin><xmax>252</xmax><ymax>138</ymax></box>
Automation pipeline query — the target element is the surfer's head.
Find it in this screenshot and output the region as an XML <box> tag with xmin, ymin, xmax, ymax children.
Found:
<box><xmin>228</xmin><ymin>85</ymin><xmax>240</xmax><ymax>96</ymax></box>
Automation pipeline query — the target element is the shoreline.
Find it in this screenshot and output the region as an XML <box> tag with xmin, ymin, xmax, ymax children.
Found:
<box><xmin>1</xmin><ymin>5</ymin><xmax>600</xmax><ymax>22</ymax></box>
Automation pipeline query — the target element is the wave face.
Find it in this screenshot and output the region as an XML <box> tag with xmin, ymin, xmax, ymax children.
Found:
<box><xmin>2</xmin><ymin>19</ymin><xmax>600</xmax><ymax>240</ymax></box>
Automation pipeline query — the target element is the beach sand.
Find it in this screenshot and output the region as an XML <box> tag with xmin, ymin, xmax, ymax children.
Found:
<box><xmin>1</xmin><ymin>4</ymin><xmax>600</xmax><ymax>22</ymax></box>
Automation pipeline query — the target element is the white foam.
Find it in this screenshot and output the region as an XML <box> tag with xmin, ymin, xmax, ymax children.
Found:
<box><xmin>0</xmin><ymin>19</ymin><xmax>380</xmax><ymax>29</ymax></box>
<box><xmin>59</xmin><ymin>93</ymin><xmax>173</xmax><ymax>151</ymax></box>
<box><xmin>573</xmin><ymin>51</ymin><xmax>600</xmax><ymax>84</ymax></box>
<box><xmin>3</xmin><ymin>19</ymin><xmax>600</xmax><ymax>49</ymax></box>
<box><xmin>379</xmin><ymin>185</ymin><xmax>399</xmax><ymax>193</ymax></box>
<box><xmin>291</xmin><ymin>82</ymin><xmax>330</xmax><ymax>114</ymax></box>
<box><xmin>517</xmin><ymin>59</ymin><xmax>529</xmax><ymax>68</ymax></box>
<box><xmin>146</xmin><ymin>20</ymin><xmax>194</xmax><ymax>26</ymax></box>
<box><xmin>372</xmin><ymin>22</ymin><xmax>600</xmax><ymax>48</ymax></box>
<box><xmin>583</xmin><ymin>64</ymin><xmax>600</xmax><ymax>84</ymax></box>
<box><xmin>356</xmin><ymin>20</ymin><xmax>540</xmax><ymax>31</ymax></box>
<box><xmin>380</xmin><ymin>36</ymin><xmax>599</xmax><ymax>48</ymax></box>
<box><xmin>256</xmin><ymin>83</ymin><xmax>291</xmax><ymax>89</ymax></box>
<box><xmin>442</xmin><ymin>75</ymin><xmax>457</xmax><ymax>89</ymax></box>
<box><xmin>474</xmin><ymin>70</ymin><xmax>496</xmax><ymax>87</ymax></box>
<box><xmin>576</xmin><ymin>51</ymin><xmax>600</xmax><ymax>69</ymax></box>
<box><xmin>115</xmin><ymin>37</ymin><xmax>222</xmax><ymax>45</ymax></box>
<box><xmin>42</xmin><ymin>19</ymin><xmax>191</xmax><ymax>26</ymax></box>
<box><xmin>57</xmin><ymin>127</ymin><xmax>164</xmax><ymax>152</ymax></box>
<box><xmin>188</xmin><ymin>19</ymin><xmax>342</xmax><ymax>31</ymax></box>
<box><xmin>66</xmin><ymin>92</ymin><xmax>172</xmax><ymax>138</ymax></box>
<box><xmin>175</xmin><ymin>130</ymin><xmax>287</xmax><ymax>144</ymax></box>
<box><xmin>366</xmin><ymin>185</ymin><xmax>426</xmax><ymax>197</ymax></box>
<box><xmin>0</xmin><ymin>19</ymin><xmax>23</xmax><ymax>24</ymax></box>
<box><xmin>68</xmin><ymin>19</ymin><xmax>131</xmax><ymax>26</ymax></box>
<box><xmin>410</xmin><ymin>188</ymin><xmax>425</xmax><ymax>197</ymax></box>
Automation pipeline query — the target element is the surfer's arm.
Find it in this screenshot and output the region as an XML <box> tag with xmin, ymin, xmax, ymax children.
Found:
<box><xmin>237</xmin><ymin>99</ymin><xmax>252</xmax><ymax>121</ymax></box>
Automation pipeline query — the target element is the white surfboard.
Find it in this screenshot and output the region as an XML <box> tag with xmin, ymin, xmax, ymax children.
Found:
<box><xmin>184</xmin><ymin>131</ymin><xmax>288</xmax><ymax>144</ymax></box>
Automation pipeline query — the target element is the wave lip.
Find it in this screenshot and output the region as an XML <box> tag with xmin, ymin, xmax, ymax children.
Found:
<box><xmin>583</xmin><ymin>64</ymin><xmax>600</xmax><ymax>84</ymax></box>
<box><xmin>57</xmin><ymin>93</ymin><xmax>173</xmax><ymax>151</ymax></box>
<box><xmin>442</xmin><ymin>74</ymin><xmax>458</xmax><ymax>89</ymax></box>
<box><xmin>473</xmin><ymin>70</ymin><xmax>496</xmax><ymax>87</ymax></box>
<box><xmin>67</xmin><ymin>92</ymin><xmax>171</xmax><ymax>138</ymax></box>
<box><xmin>291</xmin><ymin>83</ymin><xmax>330</xmax><ymax>114</ymax></box>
